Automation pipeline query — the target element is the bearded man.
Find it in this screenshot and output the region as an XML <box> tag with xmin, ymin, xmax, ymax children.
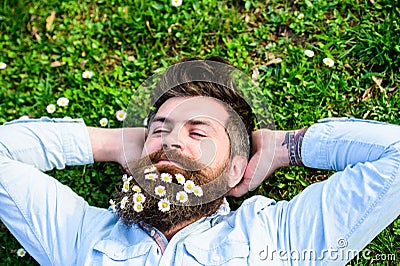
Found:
<box><xmin>1</xmin><ymin>58</ymin><xmax>399</xmax><ymax>265</ymax></box>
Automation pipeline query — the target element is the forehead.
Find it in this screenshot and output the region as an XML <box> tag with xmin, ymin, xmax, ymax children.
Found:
<box><xmin>153</xmin><ymin>96</ymin><xmax>229</xmax><ymax>126</ymax></box>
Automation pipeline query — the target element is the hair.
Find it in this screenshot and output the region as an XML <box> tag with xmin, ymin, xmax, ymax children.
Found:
<box><xmin>147</xmin><ymin>56</ymin><xmax>256</xmax><ymax>159</ymax></box>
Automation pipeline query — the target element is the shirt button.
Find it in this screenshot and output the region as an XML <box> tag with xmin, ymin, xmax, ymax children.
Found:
<box><xmin>150</xmin><ymin>229</ymin><xmax>156</xmax><ymax>237</ymax></box>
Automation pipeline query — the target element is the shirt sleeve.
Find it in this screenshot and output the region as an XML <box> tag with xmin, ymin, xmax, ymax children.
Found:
<box><xmin>0</xmin><ymin>117</ymin><xmax>94</xmax><ymax>170</ymax></box>
<box><xmin>0</xmin><ymin>117</ymin><xmax>95</xmax><ymax>264</ymax></box>
<box><xmin>276</xmin><ymin>118</ymin><xmax>400</xmax><ymax>264</ymax></box>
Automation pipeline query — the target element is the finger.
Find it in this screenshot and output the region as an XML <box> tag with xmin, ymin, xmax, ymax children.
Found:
<box><xmin>227</xmin><ymin>182</ymin><xmax>250</xmax><ymax>197</ymax></box>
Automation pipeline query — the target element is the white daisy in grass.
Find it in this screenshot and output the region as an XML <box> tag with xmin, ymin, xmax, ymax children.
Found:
<box><xmin>82</xmin><ymin>70</ymin><xmax>93</xmax><ymax>79</ymax></box>
<box><xmin>176</xmin><ymin>191</ymin><xmax>188</xmax><ymax>203</ymax></box>
<box><xmin>297</xmin><ymin>13</ymin><xmax>304</xmax><ymax>19</ymax></box>
<box><xmin>17</xmin><ymin>248</ymin><xmax>26</xmax><ymax>257</ymax></box>
<box><xmin>145</xmin><ymin>173</ymin><xmax>158</xmax><ymax>181</ymax></box>
<box><xmin>304</xmin><ymin>49</ymin><xmax>315</xmax><ymax>58</ymax></box>
<box><xmin>158</xmin><ymin>198</ymin><xmax>171</xmax><ymax>212</ymax></box>
<box><xmin>133</xmin><ymin>193</ymin><xmax>146</xmax><ymax>203</ymax></box>
<box><xmin>0</xmin><ymin>62</ymin><xmax>7</xmax><ymax>70</ymax></box>
<box><xmin>192</xmin><ymin>186</ymin><xmax>203</xmax><ymax>197</ymax></box>
<box><xmin>323</xmin><ymin>57</ymin><xmax>335</xmax><ymax>67</ymax></box>
<box><xmin>160</xmin><ymin>173</ymin><xmax>173</xmax><ymax>183</ymax></box>
<box><xmin>57</xmin><ymin>97</ymin><xmax>69</xmax><ymax>107</ymax></box>
<box><xmin>133</xmin><ymin>202</ymin><xmax>144</xmax><ymax>212</ymax></box>
<box><xmin>120</xmin><ymin>196</ymin><xmax>129</xmax><ymax>209</ymax></box>
<box><xmin>171</xmin><ymin>0</ymin><xmax>182</xmax><ymax>7</ymax></box>
<box><xmin>46</xmin><ymin>104</ymin><xmax>56</xmax><ymax>114</ymax></box>
<box><xmin>132</xmin><ymin>185</ymin><xmax>141</xmax><ymax>193</ymax></box>
<box><xmin>154</xmin><ymin>185</ymin><xmax>166</xmax><ymax>197</ymax></box>
<box><xmin>144</xmin><ymin>166</ymin><xmax>156</xmax><ymax>174</ymax></box>
<box><xmin>116</xmin><ymin>110</ymin><xmax>127</xmax><ymax>121</ymax></box>
<box><xmin>184</xmin><ymin>180</ymin><xmax>195</xmax><ymax>193</ymax></box>
<box><xmin>175</xmin><ymin>173</ymin><xmax>185</xmax><ymax>185</ymax></box>
<box><xmin>99</xmin><ymin>118</ymin><xmax>108</xmax><ymax>127</ymax></box>
<box><xmin>109</xmin><ymin>199</ymin><xmax>116</xmax><ymax>212</ymax></box>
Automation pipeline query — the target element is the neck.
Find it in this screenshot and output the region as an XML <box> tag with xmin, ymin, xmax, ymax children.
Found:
<box><xmin>162</xmin><ymin>217</ymin><xmax>202</xmax><ymax>241</ymax></box>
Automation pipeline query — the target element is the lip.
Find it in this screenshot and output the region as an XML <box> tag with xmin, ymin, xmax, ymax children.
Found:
<box><xmin>157</xmin><ymin>159</ymin><xmax>179</xmax><ymax>167</ymax></box>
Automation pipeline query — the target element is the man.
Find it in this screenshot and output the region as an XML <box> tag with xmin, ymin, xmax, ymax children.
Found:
<box><xmin>1</xmin><ymin>58</ymin><xmax>399</xmax><ymax>265</ymax></box>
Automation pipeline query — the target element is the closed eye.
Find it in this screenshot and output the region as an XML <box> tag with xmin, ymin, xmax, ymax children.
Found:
<box><xmin>153</xmin><ymin>129</ymin><xmax>169</xmax><ymax>134</ymax></box>
<box><xmin>190</xmin><ymin>131</ymin><xmax>207</xmax><ymax>138</ymax></box>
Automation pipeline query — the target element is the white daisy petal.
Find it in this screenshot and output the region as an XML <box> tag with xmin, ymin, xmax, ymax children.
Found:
<box><xmin>116</xmin><ymin>110</ymin><xmax>127</xmax><ymax>121</ymax></box>
<box><xmin>46</xmin><ymin>104</ymin><xmax>56</xmax><ymax>114</ymax></box>
<box><xmin>145</xmin><ymin>173</ymin><xmax>158</xmax><ymax>181</ymax></box>
<box><xmin>122</xmin><ymin>181</ymin><xmax>130</xmax><ymax>192</ymax></box>
<box><xmin>109</xmin><ymin>199</ymin><xmax>116</xmax><ymax>212</ymax></box>
<box><xmin>17</xmin><ymin>248</ymin><xmax>26</xmax><ymax>257</ymax></box>
<box><xmin>82</xmin><ymin>70</ymin><xmax>93</xmax><ymax>79</ymax></box>
<box><xmin>132</xmin><ymin>185</ymin><xmax>141</xmax><ymax>193</ymax></box>
<box><xmin>99</xmin><ymin>118</ymin><xmax>108</xmax><ymax>127</ymax></box>
<box><xmin>176</xmin><ymin>191</ymin><xmax>188</xmax><ymax>203</ymax></box>
<box><xmin>144</xmin><ymin>166</ymin><xmax>157</xmax><ymax>174</ymax></box>
<box><xmin>0</xmin><ymin>62</ymin><xmax>7</xmax><ymax>70</ymax></box>
<box><xmin>323</xmin><ymin>57</ymin><xmax>335</xmax><ymax>67</ymax></box>
<box><xmin>184</xmin><ymin>180</ymin><xmax>195</xmax><ymax>193</ymax></box>
<box><xmin>133</xmin><ymin>193</ymin><xmax>146</xmax><ymax>203</ymax></box>
<box><xmin>57</xmin><ymin>97</ymin><xmax>69</xmax><ymax>107</ymax></box>
<box><xmin>158</xmin><ymin>198</ymin><xmax>171</xmax><ymax>212</ymax></box>
<box><xmin>160</xmin><ymin>173</ymin><xmax>173</xmax><ymax>183</ymax></box>
<box><xmin>120</xmin><ymin>196</ymin><xmax>129</xmax><ymax>209</ymax></box>
<box><xmin>171</xmin><ymin>0</ymin><xmax>182</xmax><ymax>7</ymax></box>
<box><xmin>133</xmin><ymin>202</ymin><xmax>144</xmax><ymax>212</ymax></box>
<box><xmin>175</xmin><ymin>173</ymin><xmax>186</xmax><ymax>185</ymax></box>
<box><xmin>155</xmin><ymin>185</ymin><xmax>166</xmax><ymax>197</ymax></box>
<box><xmin>304</xmin><ymin>49</ymin><xmax>315</xmax><ymax>58</ymax></box>
<box><xmin>193</xmin><ymin>186</ymin><xmax>203</xmax><ymax>197</ymax></box>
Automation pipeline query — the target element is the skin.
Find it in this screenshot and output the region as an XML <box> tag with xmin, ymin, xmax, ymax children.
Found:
<box><xmin>88</xmin><ymin>96</ymin><xmax>299</xmax><ymax>198</ymax></box>
<box><xmin>143</xmin><ymin>96</ymin><xmax>231</xmax><ymax>171</ymax></box>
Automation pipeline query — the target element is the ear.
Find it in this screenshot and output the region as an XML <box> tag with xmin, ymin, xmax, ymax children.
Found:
<box><xmin>227</xmin><ymin>155</ymin><xmax>248</xmax><ymax>188</ymax></box>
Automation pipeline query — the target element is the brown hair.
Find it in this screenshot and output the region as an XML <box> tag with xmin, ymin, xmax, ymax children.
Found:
<box><xmin>147</xmin><ymin>56</ymin><xmax>256</xmax><ymax>159</ymax></box>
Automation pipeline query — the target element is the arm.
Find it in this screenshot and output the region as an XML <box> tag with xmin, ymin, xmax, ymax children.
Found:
<box><xmin>87</xmin><ymin>126</ymin><xmax>146</xmax><ymax>166</ymax></box>
<box><xmin>0</xmin><ymin>118</ymin><xmax>146</xmax><ymax>264</ymax></box>
<box><xmin>228</xmin><ymin>128</ymin><xmax>306</xmax><ymax>197</ymax></box>
<box><xmin>245</xmin><ymin>118</ymin><xmax>400</xmax><ymax>263</ymax></box>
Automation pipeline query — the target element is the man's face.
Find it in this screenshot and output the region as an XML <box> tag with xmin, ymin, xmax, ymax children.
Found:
<box><xmin>142</xmin><ymin>96</ymin><xmax>231</xmax><ymax>173</ymax></box>
<box><xmin>115</xmin><ymin>97</ymin><xmax>246</xmax><ymax>231</ymax></box>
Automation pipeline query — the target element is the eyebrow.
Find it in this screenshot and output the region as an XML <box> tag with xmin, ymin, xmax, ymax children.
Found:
<box><xmin>150</xmin><ymin>117</ymin><xmax>219</xmax><ymax>133</ymax></box>
<box><xmin>151</xmin><ymin>116</ymin><xmax>171</xmax><ymax>125</ymax></box>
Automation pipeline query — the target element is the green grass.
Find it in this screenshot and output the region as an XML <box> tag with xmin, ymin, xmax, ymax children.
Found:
<box><xmin>0</xmin><ymin>0</ymin><xmax>399</xmax><ymax>264</ymax></box>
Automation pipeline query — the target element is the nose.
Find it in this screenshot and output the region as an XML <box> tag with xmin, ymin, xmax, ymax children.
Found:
<box><xmin>162</xmin><ymin>127</ymin><xmax>184</xmax><ymax>151</ymax></box>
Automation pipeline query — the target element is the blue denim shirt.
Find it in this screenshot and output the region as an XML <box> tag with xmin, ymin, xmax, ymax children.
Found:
<box><xmin>0</xmin><ymin>117</ymin><xmax>399</xmax><ymax>265</ymax></box>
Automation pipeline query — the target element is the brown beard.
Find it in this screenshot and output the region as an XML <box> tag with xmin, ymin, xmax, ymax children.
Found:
<box><xmin>113</xmin><ymin>150</ymin><xmax>230</xmax><ymax>232</ymax></box>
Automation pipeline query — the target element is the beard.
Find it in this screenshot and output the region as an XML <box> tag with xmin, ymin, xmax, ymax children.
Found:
<box><xmin>113</xmin><ymin>150</ymin><xmax>230</xmax><ymax>233</ymax></box>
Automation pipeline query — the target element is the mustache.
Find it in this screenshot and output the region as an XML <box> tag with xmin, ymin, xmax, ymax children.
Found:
<box><xmin>138</xmin><ymin>149</ymin><xmax>207</xmax><ymax>173</ymax></box>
